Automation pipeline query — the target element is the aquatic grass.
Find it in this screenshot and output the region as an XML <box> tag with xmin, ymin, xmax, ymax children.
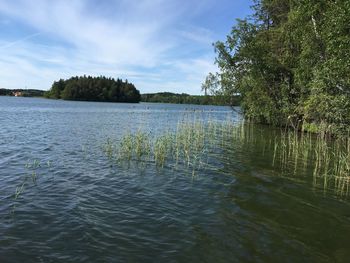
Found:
<box><xmin>31</xmin><ymin>171</ymin><xmax>37</xmax><ymax>184</ymax></box>
<box><xmin>134</xmin><ymin>130</ymin><xmax>152</xmax><ymax>160</ymax></box>
<box><xmin>14</xmin><ymin>180</ymin><xmax>26</xmax><ymax>200</ymax></box>
<box><xmin>23</xmin><ymin>159</ymin><xmax>44</xmax><ymax>184</ymax></box>
<box><xmin>105</xmin><ymin>119</ymin><xmax>220</xmax><ymax>175</ymax></box>
<box><xmin>114</xmin><ymin>130</ymin><xmax>153</xmax><ymax>165</ymax></box>
<box><xmin>12</xmin><ymin>159</ymin><xmax>53</xmax><ymax>213</ymax></box>
<box><xmin>154</xmin><ymin>133</ymin><xmax>173</xmax><ymax>167</ymax></box>
<box><xmin>227</xmin><ymin>122</ymin><xmax>350</xmax><ymax>196</ymax></box>
<box><xmin>25</xmin><ymin>159</ymin><xmax>41</xmax><ymax>169</ymax></box>
<box><xmin>270</xmin><ymin>128</ymin><xmax>350</xmax><ymax>195</ymax></box>
<box><xmin>103</xmin><ymin>138</ymin><xmax>116</xmax><ymax>159</ymax></box>
<box><xmin>103</xmin><ymin>118</ymin><xmax>350</xmax><ymax>196</ymax></box>
<box><xmin>118</xmin><ymin>133</ymin><xmax>134</xmax><ymax>161</ymax></box>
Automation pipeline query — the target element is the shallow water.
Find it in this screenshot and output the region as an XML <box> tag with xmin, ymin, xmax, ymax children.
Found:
<box><xmin>0</xmin><ymin>97</ymin><xmax>349</xmax><ymax>262</ymax></box>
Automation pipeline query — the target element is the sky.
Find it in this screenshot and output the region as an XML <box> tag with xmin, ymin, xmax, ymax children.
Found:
<box><xmin>0</xmin><ymin>0</ymin><xmax>253</xmax><ymax>94</ymax></box>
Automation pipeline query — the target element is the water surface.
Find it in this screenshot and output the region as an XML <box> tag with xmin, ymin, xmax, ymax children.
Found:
<box><xmin>0</xmin><ymin>97</ymin><xmax>349</xmax><ymax>262</ymax></box>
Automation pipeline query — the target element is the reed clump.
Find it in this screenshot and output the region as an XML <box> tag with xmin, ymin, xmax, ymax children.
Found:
<box><xmin>103</xmin><ymin>119</ymin><xmax>350</xmax><ymax>195</ymax></box>
<box><xmin>231</xmin><ymin>123</ymin><xmax>350</xmax><ymax>195</ymax></box>
<box><xmin>271</xmin><ymin>129</ymin><xmax>350</xmax><ymax>196</ymax></box>
<box><xmin>104</xmin><ymin>120</ymin><xmax>223</xmax><ymax>174</ymax></box>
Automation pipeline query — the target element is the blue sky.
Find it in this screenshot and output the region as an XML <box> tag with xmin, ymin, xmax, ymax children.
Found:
<box><xmin>0</xmin><ymin>0</ymin><xmax>253</xmax><ymax>94</ymax></box>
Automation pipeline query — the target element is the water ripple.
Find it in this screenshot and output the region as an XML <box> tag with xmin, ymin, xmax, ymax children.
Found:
<box><xmin>1</xmin><ymin>97</ymin><xmax>350</xmax><ymax>262</ymax></box>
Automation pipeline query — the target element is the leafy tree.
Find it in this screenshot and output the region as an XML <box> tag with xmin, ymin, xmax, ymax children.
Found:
<box><xmin>208</xmin><ymin>0</ymin><xmax>350</xmax><ymax>134</ymax></box>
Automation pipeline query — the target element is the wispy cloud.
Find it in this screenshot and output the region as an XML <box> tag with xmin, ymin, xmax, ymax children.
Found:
<box><xmin>177</xmin><ymin>26</ymin><xmax>214</xmax><ymax>45</ymax></box>
<box><xmin>0</xmin><ymin>32</ymin><xmax>41</xmax><ymax>49</ymax></box>
<box><xmin>0</xmin><ymin>0</ymin><xmax>252</xmax><ymax>94</ymax></box>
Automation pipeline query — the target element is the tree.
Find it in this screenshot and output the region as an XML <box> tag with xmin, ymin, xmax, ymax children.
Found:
<box><xmin>210</xmin><ymin>0</ymin><xmax>350</xmax><ymax>134</ymax></box>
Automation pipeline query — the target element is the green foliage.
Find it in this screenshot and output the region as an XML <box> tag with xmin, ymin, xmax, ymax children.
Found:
<box><xmin>45</xmin><ymin>76</ymin><xmax>141</xmax><ymax>103</ymax></box>
<box><xmin>211</xmin><ymin>0</ymin><xmax>350</xmax><ymax>135</ymax></box>
<box><xmin>141</xmin><ymin>92</ymin><xmax>240</xmax><ymax>106</ymax></box>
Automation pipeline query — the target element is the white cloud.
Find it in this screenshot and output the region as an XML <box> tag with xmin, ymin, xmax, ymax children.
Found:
<box><xmin>135</xmin><ymin>56</ymin><xmax>218</xmax><ymax>94</ymax></box>
<box><xmin>0</xmin><ymin>0</ymin><xmax>224</xmax><ymax>93</ymax></box>
<box><xmin>0</xmin><ymin>0</ymin><xmax>173</xmax><ymax>65</ymax></box>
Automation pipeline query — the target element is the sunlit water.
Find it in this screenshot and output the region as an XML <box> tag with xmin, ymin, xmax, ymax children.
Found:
<box><xmin>1</xmin><ymin>97</ymin><xmax>350</xmax><ymax>262</ymax></box>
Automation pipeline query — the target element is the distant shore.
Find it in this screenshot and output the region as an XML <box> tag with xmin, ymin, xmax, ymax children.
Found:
<box><xmin>0</xmin><ymin>88</ymin><xmax>45</xmax><ymax>97</ymax></box>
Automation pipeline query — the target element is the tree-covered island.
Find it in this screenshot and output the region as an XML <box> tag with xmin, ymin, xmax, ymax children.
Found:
<box><xmin>45</xmin><ymin>76</ymin><xmax>141</xmax><ymax>103</ymax></box>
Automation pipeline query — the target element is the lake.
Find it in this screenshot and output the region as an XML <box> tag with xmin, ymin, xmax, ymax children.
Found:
<box><xmin>1</xmin><ymin>96</ymin><xmax>350</xmax><ymax>262</ymax></box>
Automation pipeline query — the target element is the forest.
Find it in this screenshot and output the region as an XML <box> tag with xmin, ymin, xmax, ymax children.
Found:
<box><xmin>207</xmin><ymin>0</ymin><xmax>350</xmax><ymax>135</ymax></box>
<box><xmin>45</xmin><ymin>76</ymin><xmax>141</xmax><ymax>103</ymax></box>
<box><xmin>141</xmin><ymin>92</ymin><xmax>240</xmax><ymax>106</ymax></box>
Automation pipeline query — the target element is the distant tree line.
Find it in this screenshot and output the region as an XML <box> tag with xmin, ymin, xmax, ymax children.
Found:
<box><xmin>45</xmin><ymin>76</ymin><xmax>141</xmax><ymax>103</ymax></box>
<box><xmin>0</xmin><ymin>89</ymin><xmax>45</xmax><ymax>97</ymax></box>
<box><xmin>207</xmin><ymin>0</ymin><xmax>350</xmax><ymax>135</ymax></box>
<box><xmin>141</xmin><ymin>92</ymin><xmax>240</xmax><ymax>106</ymax></box>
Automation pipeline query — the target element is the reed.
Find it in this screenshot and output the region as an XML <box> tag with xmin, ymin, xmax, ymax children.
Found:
<box><xmin>103</xmin><ymin>138</ymin><xmax>115</xmax><ymax>159</ymax></box>
<box><xmin>13</xmin><ymin>159</ymin><xmax>52</xmax><ymax>207</ymax></box>
<box><xmin>119</xmin><ymin>133</ymin><xmax>134</xmax><ymax>161</ymax></box>
<box><xmin>103</xmin><ymin>118</ymin><xmax>350</xmax><ymax>195</ymax></box>
<box><xmin>25</xmin><ymin>159</ymin><xmax>41</xmax><ymax>169</ymax></box>
<box><xmin>154</xmin><ymin>133</ymin><xmax>172</xmax><ymax>167</ymax></box>
<box><xmin>14</xmin><ymin>180</ymin><xmax>26</xmax><ymax>200</ymax></box>
<box><xmin>271</xmin><ymin>129</ymin><xmax>350</xmax><ymax>195</ymax></box>
<box><xmin>104</xmin><ymin>119</ymin><xmax>214</xmax><ymax>175</ymax></box>
<box><xmin>134</xmin><ymin>130</ymin><xmax>151</xmax><ymax>160</ymax></box>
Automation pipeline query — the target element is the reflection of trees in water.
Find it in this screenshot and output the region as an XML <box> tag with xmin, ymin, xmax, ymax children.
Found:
<box><xmin>217</xmin><ymin>123</ymin><xmax>350</xmax><ymax>197</ymax></box>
